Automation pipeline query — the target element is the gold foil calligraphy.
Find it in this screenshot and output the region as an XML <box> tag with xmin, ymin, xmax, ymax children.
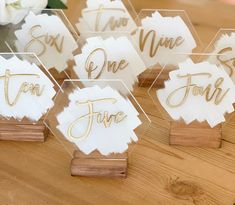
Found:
<box><xmin>216</xmin><ymin>47</ymin><xmax>235</xmax><ymax>77</ymax></box>
<box><xmin>166</xmin><ymin>73</ymin><xmax>229</xmax><ymax>108</ymax></box>
<box><xmin>0</xmin><ymin>69</ymin><xmax>44</xmax><ymax>106</ymax></box>
<box><xmin>67</xmin><ymin>98</ymin><xmax>127</xmax><ymax>141</ymax></box>
<box><xmin>84</xmin><ymin>5</ymin><xmax>129</xmax><ymax>31</ymax></box>
<box><xmin>85</xmin><ymin>48</ymin><xmax>129</xmax><ymax>79</ymax></box>
<box><xmin>139</xmin><ymin>29</ymin><xmax>184</xmax><ymax>58</ymax></box>
<box><xmin>24</xmin><ymin>25</ymin><xmax>64</xmax><ymax>57</ymax></box>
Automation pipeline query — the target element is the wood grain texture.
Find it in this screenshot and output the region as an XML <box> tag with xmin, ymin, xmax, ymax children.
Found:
<box><xmin>0</xmin><ymin>0</ymin><xmax>234</xmax><ymax>205</ymax></box>
<box><xmin>170</xmin><ymin>121</ymin><xmax>222</xmax><ymax>148</ymax></box>
<box><xmin>71</xmin><ymin>151</ymin><xmax>127</xmax><ymax>177</ymax></box>
<box><xmin>0</xmin><ymin>119</ymin><xmax>47</xmax><ymax>142</ymax></box>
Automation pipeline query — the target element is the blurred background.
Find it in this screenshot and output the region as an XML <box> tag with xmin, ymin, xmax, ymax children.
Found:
<box><xmin>66</xmin><ymin>0</ymin><xmax>235</xmax><ymax>47</ymax></box>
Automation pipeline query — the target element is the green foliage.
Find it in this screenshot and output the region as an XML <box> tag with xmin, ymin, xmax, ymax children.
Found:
<box><xmin>47</xmin><ymin>0</ymin><xmax>67</xmax><ymax>9</ymax></box>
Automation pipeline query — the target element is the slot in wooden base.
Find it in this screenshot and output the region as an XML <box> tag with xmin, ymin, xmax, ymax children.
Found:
<box><xmin>170</xmin><ymin>121</ymin><xmax>222</xmax><ymax>148</ymax></box>
<box><xmin>0</xmin><ymin>119</ymin><xmax>48</xmax><ymax>142</ymax></box>
<box><xmin>49</xmin><ymin>67</ymin><xmax>69</xmax><ymax>85</ymax></box>
<box><xmin>138</xmin><ymin>67</ymin><xmax>173</xmax><ymax>87</ymax></box>
<box><xmin>71</xmin><ymin>150</ymin><xmax>128</xmax><ymax>178</ymax></box>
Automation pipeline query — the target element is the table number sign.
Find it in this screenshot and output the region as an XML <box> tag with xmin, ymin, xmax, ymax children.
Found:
<box><xmin>73</xmin><ymin>36</ymin><xmax>146</xmax><ymax>91</ymax></box>
<box><xmin>132</xmin><ymin>10</ymin><xmax>197</xmax><ymax>68</ymax></box>
<box><xmin>207</xmin><ymin>31</ymin><xmax>235</xmax><ymax>82</ymax></box>
<box><xmin>14</xmin><ymin>12</ymin><xmax>78</xmax><ymax>73</ymax></box>
<box><xmin>44</xmin><ymin>79</ymin><xmax>150</xmax><ymax>177</ymax></box>
<box><xmin>0</xmin><ymin>55</ymin><xmax>56</xmax><ymax>121</ymax></box>
<box><xmin>157</xmin><ymin>59</ymin><xmax>235</xmax><ymax>127</ymax></box>
<box><xmin>56</xmin><ymin>85</ymin><xmax>141</xmax><ymax>155</ymax></box>
<box><xmin>76</xmin><ymin>0</ymin><xmax>137</xmax><ymax>33</ymax></box>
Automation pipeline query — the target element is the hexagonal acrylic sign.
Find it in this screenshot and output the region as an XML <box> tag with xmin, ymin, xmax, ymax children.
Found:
<box><xmin>133</xmin><ymin>9</ymin><xmax>203</xmax><ymax>87</ymax></box>
<box><xmin>72</xmin><ymin>0</ymin><xmax>138</xmax><ymax>37</ymax></box>
<box><xmin>44</xmin><ymin>79</ymin><xmax>151</xmax><ymax>157</ymax></box>
<box><xmin>205</xmin><ymin>29</ymin><xmax>235</xmax><ymax>83</ymax></box>
<box><xmin>0</xmin><ymin>52</ymin><xmax>59</xmax><ymax>141</ymax></box>
<box><xmin>148</xmin><ymin>53</ymin><xmax>235</xmax><ymax>147</ymax></box>
<box><xmin>2</xmin><ymin>9</ymin><xmax>80</xmax><ymax>82</ymax></box>
<box><xmin>205</xmin><ymin>29</ymin><xmax>235</xmax><ymax>142</ymax></box>
<box><xmin>0</xmin><ymin>52</ymin><xmax>59</xmax><ymax>121</ymax></box>
<box><xmin>66</xmin><ymin>33</ymin><xmax>147</xmax><ymax>95</ymax></box>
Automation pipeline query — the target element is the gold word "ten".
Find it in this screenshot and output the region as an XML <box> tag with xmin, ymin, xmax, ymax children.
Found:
<box><xmin>166</xmin><ymin>72</ymin><xmax>229</xmax><ymax>108</ymax></box>
<box><xmin>0</xmin><ymin>69</ymin><xmax>44</xmax><ymax>106</ymax></box>
<box><xmin>67</xmin><ymin>98</ymin><xmax>127</xmax><ymax>141</ymax></box>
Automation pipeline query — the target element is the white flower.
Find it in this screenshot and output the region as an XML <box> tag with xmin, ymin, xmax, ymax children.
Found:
<box><xmin>0</xmin><ymin>0</ymin><xmax>48</xmax><ymax>25</ymax></box>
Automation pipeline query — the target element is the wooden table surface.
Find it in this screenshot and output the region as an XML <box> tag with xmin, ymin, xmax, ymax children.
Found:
<box><xmin>1</xmin><ymin>0</ymin><xmax>235</xmax><ymax>204</ymax></box>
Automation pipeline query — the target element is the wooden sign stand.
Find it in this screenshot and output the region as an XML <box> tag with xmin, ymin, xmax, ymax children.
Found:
<box><xmin>0</xmin><ymin>119</ymin><xmax>48</xmax><ymax>142</ymax></box>
<box><xmin>170</xmin><ymin>121</ymin><xmax>222</xmax><ymax>148</ymax></box>
<box><xmin>71</xmin><ymin>150</ymin><xmax>128</xmax><ymax>178</ymax></box>
<box><xmin>139</xmin><ymin>68</ymin><xmax>223</xmax><ymax>148</ymax></box>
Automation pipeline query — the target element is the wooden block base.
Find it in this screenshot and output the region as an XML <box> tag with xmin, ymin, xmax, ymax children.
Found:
<box><xmin>71</xmin><ymin>150</ymin><xmax>128</xmax><ymax>178</ymax></box>
<box><xmin>170</xmin><ymin>121</ymin><xmax>222</xmax><ymax>148</ymax></box>
<box><xmin>0</xmin><ymin>119</ymin><xmax>48</xmax><ymax>142</ymax></box>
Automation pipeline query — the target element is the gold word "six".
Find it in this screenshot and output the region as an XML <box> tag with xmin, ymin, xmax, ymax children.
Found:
<box><xmin>24</xmin><ymin>25</ymin><xmax>65</xmax><ymax>57</ymax></box>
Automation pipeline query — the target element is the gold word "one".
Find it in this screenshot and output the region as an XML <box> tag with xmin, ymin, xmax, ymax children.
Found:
<box><xmin>67</xmin><ymin>98</ymin><xmax>127</xmax><ymax>141</ymax></box>
<box><xmin>0</xmin><ymin>69</ymin><xmax>45</xmax><ymax>106</ymax></box>
<box><xmin>85</xmin><ymin>48</ymin><xmax>129</xmax><ymax>79</ymax></box>
<box><xmin>24</xmin><ymin>25</ymin><xmax>65</xmax><ymax>57</ymax></box>
<box><xmin>166</xmin><ymin>72</ymin><xmax>229</xmax><ymax>108</ymax></box>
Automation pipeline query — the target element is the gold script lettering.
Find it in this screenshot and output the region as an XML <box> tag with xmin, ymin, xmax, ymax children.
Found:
<box><xmin>67</xmin><ymin>98</ymin><xmax>127</xmax><ymax>141</ymax></box>
<box><xmin>139</xmin><ymin>29</ymin><xmax>184</xmax><ymax>57</ymax></box>
<box><xmin>84</xmin><ymin>5</ymin><xmax>129</xmax><ymax>31</ymax></box>
<box><xmin>24</xmin><ymin>25</ymin><xmax>65</xmax><ymax>57</ymax></box>
<box><xmin>216</xmin><ymin>47</ymin><xmax>235</xmax><ymax>77</ymax></box>
<box><xmin>85</xmin><ymin>48</ymin><xmax>129</xmax><ymax>79</ymax></box>
<box><xmin>0</xmin><ymin>69</ymin><xmax>44</xmax><ymax>106</ymax></box>
<box><xmin>166</xmin><ymin>73</ymin><xmax>229</xmax><ymax>108</ymax></box>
